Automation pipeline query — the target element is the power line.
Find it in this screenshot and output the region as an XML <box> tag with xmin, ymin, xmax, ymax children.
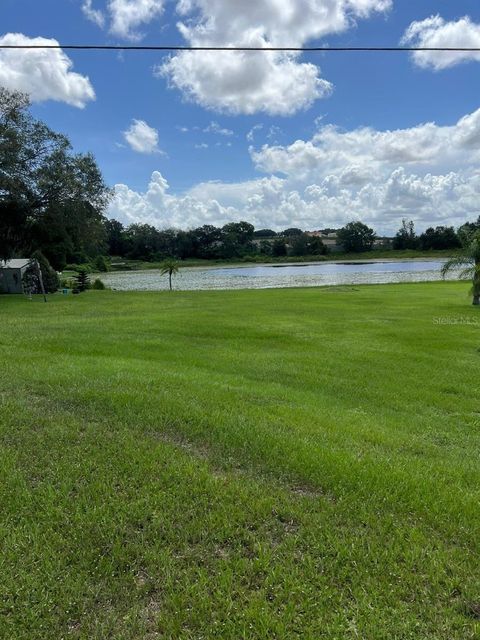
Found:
<box><xmin>0</xmin><ymin>44</ymin><xmax>480</xmax><ymax>52</ymax></box>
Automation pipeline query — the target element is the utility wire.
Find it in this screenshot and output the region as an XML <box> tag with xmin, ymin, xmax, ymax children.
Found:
<box><xmin>0</xmin><ymin>44</ymin><xmax>480</xmax><ymax>52</ymax></box>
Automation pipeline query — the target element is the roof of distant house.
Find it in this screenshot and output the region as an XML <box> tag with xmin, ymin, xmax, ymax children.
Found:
<box><xmin>1</xmin><ymin>259</ymin><xmax>30</xmax><ymax>269</ymax></box>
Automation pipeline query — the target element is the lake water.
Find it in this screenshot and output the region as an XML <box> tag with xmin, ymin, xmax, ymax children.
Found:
<box><xmin>99</xmin><ymin>259</ymin><xmax>459</xmax><ymax>292</ymax></box>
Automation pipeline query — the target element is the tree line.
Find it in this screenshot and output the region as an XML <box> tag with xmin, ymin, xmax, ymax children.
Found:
<box><xmin>104</xmin><ymin>220</ymin><xmax>331</xmax><ymax>263</ymax></box>
<box><xmin>103</xmin><ymin>218</ymin><xmax>477</xmax><ymax>263</ymax></box>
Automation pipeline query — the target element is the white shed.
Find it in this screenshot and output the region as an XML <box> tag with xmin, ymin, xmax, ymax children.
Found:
<box><xmin>0</xmin><ymin>259</ymin><xmax>30</xmax><ymax>294</ymax></box>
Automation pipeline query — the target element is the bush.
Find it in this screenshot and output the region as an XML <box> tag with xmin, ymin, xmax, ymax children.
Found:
<box><xmin>92</xmin><ymin>278</ymin><xmax>106</xmax><ymax>290</ymax></box>
<box><xmin>23</xmin><ymin>251</ymin><xmax>59</xmax><ymax>294</ymax></box>
<box><xmin>94</xmin><ymin>256</ymin><xmax>109</xmax><ymax>272</ymax></box>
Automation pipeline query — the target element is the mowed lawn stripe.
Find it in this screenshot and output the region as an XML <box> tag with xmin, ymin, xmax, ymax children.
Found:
<box><xmin>0</xmin><ymin>282</ymin><xmax>479</xmax><ymax>638</ymax></box>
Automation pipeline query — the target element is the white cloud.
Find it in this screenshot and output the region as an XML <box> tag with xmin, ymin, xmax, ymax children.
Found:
<box><xmin>108</xmin><ymin>0</ymin><xmax>164</xmax><ymax>40</ymax></box>
<box><xmin>158</xmin><ymin>0</ymin><xmax>391</xmax><ymax>115</ymax></box>
<box><xmin>0</xmin><ymin>33</ymin><xmax>95</xmax><ymax>108</ymax></box>
<box><xmin>267</xmin><ymin>125</ymin><xmax>283</xmax><ymax>143</ymax></box>
<box><xmin>109</xmin><ymin>171</ymin><xmax>233</xmax><ymax>228</ymax></box>
<box><xmin>78</xmin><ymin>0</ymin><xmax>390</xmax><ymax>115</ymax></box>
<box><xmin>109</xmin><ymin>107</ymin><xmax>480</xmax><ymax>235</ymax></box>
<box><xmin>158</xmin><ymin>50</ymin><xmax>332</xmax><ymax>116</ymax></box>
<box><xmin>194</xmin><ymin>143</ymin><xmax>209</xmax><ymax>149</ymax></box>
<box><xmin>82</xmin><ymin>0</ymin><xmax>105</xmax><ymax>28</ymax></box>
<box><xmin>204</xmin><ymin>121</ymin><xmax>234</xmax><ymax>136</ymax></box>
<box><xmin>247</xmin><ymin>124</ymin><xmax>264</xmax><ymax>142</ymax></box>
<box><xmin>123</xmin><ymin>119</ymin><xmax>162</xmax><ymax>153</ymax></box>
<box><xmin>251</xmin><ymin>110</ymin><xmax>480</xmax><ymax>177</ymax></box>
<box><xmin>175</xmin><ymin>0</ymin><xmax>391</xmax><ymax>49</ymax></box>
<box><xmin>401</xmin><ymin>15</ymin><xmax>480</xmax><ymax>70</ymax></box>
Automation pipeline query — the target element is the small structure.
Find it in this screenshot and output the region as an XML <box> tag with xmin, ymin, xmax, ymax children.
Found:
<box><xmin>0</xmin><ymin>259</ymin><xmax>30</xmax><ymax>294</ymax></box>
<box><xmin>306</xmin><ymin>231</ymin><xmax>343</xmax><ymax>252</ymax></box>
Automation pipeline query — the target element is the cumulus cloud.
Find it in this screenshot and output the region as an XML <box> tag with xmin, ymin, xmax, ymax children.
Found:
<box><xmin>0</xmin><ymin>33</ymin><xmax>95</xmax><ymax>107</ymax></box>
<box><xmin>82</xmin><ymin>0</ymin><xmax>105</xmax><ymax>28</ymax></box>
<box><xmin>158</xmin><ymin>50</ymin><xmax>332</xmax><ymax>116</ymax></box>
<box><xmin>109</xmin><ymin>171</ymin><xmax>234</xmax><ymax>228</ymax></box>
<box><xmin>109</xmin><ymin>107</ymin><xmax>480</xmax><ymax>234</ymax></box>
<box><xmin>158</xmin><ymin>0</ymin><xmax>391</xmax><ymax>115</ymax></box>
<box><xmin>123</xmin><ymin>119</ymin><xmax>162</xmax><ymax>153</ymax></box>
<box><xmin>402</xmin><ymin>15</ymin><xmax>480</xmax><ymax>70</ymax></box>
<box><xmin>251</xmin><ymin>110</ymin><xmax>480</xmax><ymax>177</ymax></box>
<box><xmin>78</xmin><ymin>0</ymin><xmax>390</xmax><ymax>114</ymax></box>
<box><xmin>108</xmin><ymin>0</ymin><xmax>164</xmax><ymax>39</ymax></box>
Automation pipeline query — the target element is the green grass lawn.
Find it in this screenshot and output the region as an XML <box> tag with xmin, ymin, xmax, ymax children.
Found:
<box><xmin>1</xmin><ymin>282</ymin><xmax>479</xmax><ymax>639</ymax></box>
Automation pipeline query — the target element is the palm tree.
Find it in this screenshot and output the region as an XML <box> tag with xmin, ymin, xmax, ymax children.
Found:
<box><xmin>441</xmin><ymin>231</ymin><xmax>480</xmax><ymax>305</ymax></box>
<box><xmin>160</xmin><ymin>258</ymin><xmax>180</xmax><ymax>291</ymax></box>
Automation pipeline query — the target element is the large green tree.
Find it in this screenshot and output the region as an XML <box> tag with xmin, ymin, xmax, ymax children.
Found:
<box><xmin>393</xmin><ymin>219</ymin><xmax>418</xmax><ymax>250</ymax></box>
<box><xmin>0</xmin><ymin>87</ymin><xmax>110</xmax><ymax>268</ymax></box>
<box><xmin>419</xmin><ymin>226</ymin><xmax>460</xmax><ymax>251</ymax></box>
<box><xmin>337</xmin><ymin>222</ymin><xmax>376</xmax><ymax>253</ymax></box>
<box><xmin>219</xmin><ymin>222</ymin><xmax>255</xmax><ymax>259</ymax></box>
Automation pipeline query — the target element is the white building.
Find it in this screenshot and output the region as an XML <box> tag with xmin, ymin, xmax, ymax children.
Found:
<box><xmin>0</xmin><ymin>259</ymin><xmax>30</xmax><ymax>294</ymax></box>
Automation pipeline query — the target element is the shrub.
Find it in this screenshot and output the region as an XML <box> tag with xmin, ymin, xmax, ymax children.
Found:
<box><xmin>92</xmin><ymin>278</ymin><xmax>106</xmax><ymax>290</ymax></box>
<box><xmin>23</xmin><ymin>251</ymin><xmax>60</xmax><ymax>294</ymax></box>
<box><xmin>94</xmin><ymin>256</ymin><xmax>109</xmax><ymax>272</ymax></box>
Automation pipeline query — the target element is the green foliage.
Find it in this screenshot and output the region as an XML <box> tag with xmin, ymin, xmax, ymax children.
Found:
<box><xmin>259</xmin><ymin>240</ymin><xmax>273</xmax><ymax>256</ymax></box>
<box><xmin>282</xmin><ymin>227</ymin><xmax>303</xmax><ymax>237</ymax></box>
<box><xmin>457</xmin><ymin>216</ymin><xmax>480</xmax><ymax>247</ymax></box>
<box><xmin>0</xmin><ymin>87</ymin><xmax>110</xmax><ymax>270</ymax></box>
<box><xmin>99</xmin><ymin>216</ymin><xmax>476</xmax><ymax>265</ymax></box>
<box><xmin>74</xmin><ymin>269</ymin><xmax>91</xmax><ymax>292</ymax></box>
<box><xmin>105</xmin><ymin>219</ymin><xmax>128</xmax><ymax>256</ymax></box>
<box><xmin>65</xmin><ymin>263</ymin><xmax>93</xmax><ymax>273</ymax></box>
<box><xmin>290</xmin><ymin>233</ymin><xmax>328</xmax><ymax>257</ymax></box>
<box><xmin>219</xmin><ymin>221</ymin><xmax>255</xmax><ymax>259</ymax></box>
<box><xmin>393</xmin><ymin>219</ymin><xmax>418</xmax><ymax>250</ymax></box>
<box><xmin>22</xmin><ymin>250</ymin><xmax>59</xmax><ymax>294</ymax></box>
<box><xmin>420</xmin><ymin>226</ymin><xmax>461</xmax><ymax>251</ymax></box>
<box><xmin>92</xmin><ymin>278</ymin><xmax>106</xmax><ymax>290</ymax></box>
<box><xmin>59</xmin><ymin>277</ymin><xmax>75</xmax><ymax>289</ymax></box>
<box><xmin>337</xmin><ymin>221</ymin><xmax>377</xmax><ymax>253</ymax></box>
<box><xmin>160</xmin><ymin>258</ymin><xmax>180</xmax><ymax>291</ymax></box>
<box><xmin>254</xmin><ymin>229</ymin><xmax>277</xmax><ymax>238</ymax></box>
<box><xmin>442</xmin><ymin>230</ymin><xmax>480</xmax><ymax>304</ymax></box>
<box><xmin>272</xmin><ymin>238</ymin><xmax>287</xmax><ymax>257</ymax></box>
<box><xmin>94</xmin><ymin>255</ymin><xmax>109</xmax><ymax>272</ymax></box>
<box><xmin>0</xmin><ymin>200</ymin><xmax>28</xmax><ymax>263</ymax></box>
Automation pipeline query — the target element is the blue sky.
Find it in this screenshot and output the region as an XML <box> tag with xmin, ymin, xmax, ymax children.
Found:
<box><xmin>2</xmin><ymin>0</ymin><xmax>480</xmax><ymax>233</ymax></box>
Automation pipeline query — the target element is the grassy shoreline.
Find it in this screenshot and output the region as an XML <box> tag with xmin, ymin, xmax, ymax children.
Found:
<box><xmin>1</xmin><ymin>282</ymin><xmax>479</xmax><ymax>638</ymax></box>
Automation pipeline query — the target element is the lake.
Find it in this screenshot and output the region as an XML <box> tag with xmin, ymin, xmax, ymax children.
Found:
<box><xmin>99</xmin><ymin>259</ymin><xmax>460</xmax><ymax>291</ymax></box>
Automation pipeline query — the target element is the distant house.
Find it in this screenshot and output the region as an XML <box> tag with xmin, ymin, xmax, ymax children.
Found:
<box><xmin>306</xmin><ymin>231</ymin><xmax>343</xmax><ymax>252</ymax></box>
<box><xmin>0</xmin><ymin>259</ymin><xmax>30</xmax><ymax>294</ymax></box>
